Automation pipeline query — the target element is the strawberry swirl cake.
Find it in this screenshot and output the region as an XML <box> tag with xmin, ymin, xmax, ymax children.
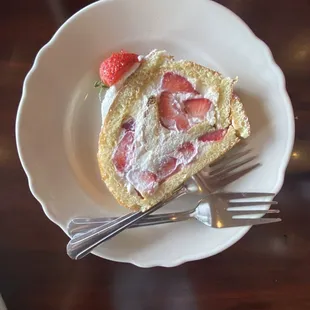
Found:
<box><xmin>96</xmin><ymin>50</ymin><xmax>250</xmax><ymax>211</ymax></box>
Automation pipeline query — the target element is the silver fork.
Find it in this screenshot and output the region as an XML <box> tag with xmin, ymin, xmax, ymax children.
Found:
<box><xmin>66</xmin><ymin>146</ymin><xmax>259</xmax><ymax>259</ymax></box>
<box><xmin>69</xmin><ymin>192</ymin><xmax>280</xmax><ymax>235</ymax></box>
<box><xmin>67</xmin><ymin>146</ymin><xmax>258</xmax><ymax>236</ymax></box>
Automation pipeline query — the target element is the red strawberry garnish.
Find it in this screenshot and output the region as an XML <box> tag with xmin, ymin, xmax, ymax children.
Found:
<box><xmin>158</xmin><ymin>91</ymin><xmax>189</xmax><ymax>131</ymax></box>
<box><xmin>162</xmin><ymin>72</ymin><xmax>198</xmax><ymax>94</ymax></box>
<box><xmin>127</xmin><ymin>170</ymin><xmax>158</xmax><ymax>195</ymax></box>
<box><xmin>99</xmin><ymin>50</ymin><xmax>139</xmax><ymax>86</ymax></box>
<box><xmin>112</xmin><ymin>131</ymin><xmax>135</xmax><ymax>173</ymax></box>
<box><xmin>121</xmin><ymin>118</ymin><xmax>135</xmax><ymax>131</ymax></box>
<box><xmin>157</xmin><ymin>157</ymin><xmax>178</xmax><ymax>181</ymax></box>
<box><xmin>177</xmin><ymin>142</ymin><xmax>197</xmax><ymax>165</ymax></box>
<box><xmin>184</xmin><ymin>98</ymin><xmax>212</xmax><ymax>120</ymax></box>
<box><xmin>198</xmin><ymin>129</ymin><xmax>227</xmax><ymax>142</ymax></box>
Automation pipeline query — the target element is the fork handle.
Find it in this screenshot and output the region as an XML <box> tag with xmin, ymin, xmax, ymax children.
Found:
<box><xmin>66</xmin><ymin>185</ymin><xmax>187</xmax><ymax>260</ymax></box>
<box><xmin>68</xmin><ymin>209</ymin><xmax>194</xmax><ymax>237</ymax></box>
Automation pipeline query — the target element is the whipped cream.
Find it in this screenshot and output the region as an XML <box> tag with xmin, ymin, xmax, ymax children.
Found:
<box><xmin>101</xmin><ymin>61</ymin><xmax>142</xmax><ymax>121</ymax></box>
<box><xmin>129</xmin><ymin>77</ymin><xmax>218</xmax><ymax>175</ymax></box>
<box><xmin>100</xmin><ymin>51</ymin><xmax>221</xmax><ymax>196</ymax></box>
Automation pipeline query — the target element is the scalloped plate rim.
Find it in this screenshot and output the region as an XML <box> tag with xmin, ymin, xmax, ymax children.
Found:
<box><xmin>15</xmin><ymin>0</ymin><xmax>294</xmax><ymax>267</ymax></box>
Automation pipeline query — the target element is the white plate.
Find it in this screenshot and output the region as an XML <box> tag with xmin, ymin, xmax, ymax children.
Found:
<box><xmin>16</xmin><ymin>0</ymin><xmax>294</xmax><ymax>267</ymax></box>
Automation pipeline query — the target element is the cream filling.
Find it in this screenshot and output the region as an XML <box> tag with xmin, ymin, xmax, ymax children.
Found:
<box><xmin>129</xmin><ymin>79</ymin><xmax>219</xmax><ymax>175</ymax></box>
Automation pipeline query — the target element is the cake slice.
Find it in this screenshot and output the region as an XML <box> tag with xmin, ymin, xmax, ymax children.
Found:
<box><xmin>97</xmin><ymin>50</ymin><xmax>250</xmax><ymax>211</ymax></box>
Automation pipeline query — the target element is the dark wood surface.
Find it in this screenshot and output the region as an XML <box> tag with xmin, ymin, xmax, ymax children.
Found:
<box><xmin>1</xmin><ymin>1</ymin><xmax>310</xmax><ymax>309</ymax></box>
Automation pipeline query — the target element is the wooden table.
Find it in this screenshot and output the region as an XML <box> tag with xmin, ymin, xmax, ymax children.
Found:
<box><xmin>1</xmin><ymin>1</ymin><xmax>310</xmax><ymax>309</ymax></box>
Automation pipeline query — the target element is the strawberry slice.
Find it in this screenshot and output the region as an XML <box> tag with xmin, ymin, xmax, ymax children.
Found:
<box><xmin>157</xmin><ymin>157</ymin><xmax>178</xmax><ymax>181</ymax></box>
<box><xmin>158</xmin><ymin>92</ymin><xmax>176</xmax><ymax>126</ymax></box>
<box><xmin>127</xmin><ymin>170</ymin><xmax>158</xmax><ymax>195</ymax></box>
<box><xmin>99</xmin><ymin>50</ymin><xmax>139</xmax><ymax>86</ymax></box>
<box><xmin>184</xmin><ymin>98</ymin><xmax>212</xmax><ymax>120</ymax></box>
<box><xmin>177</xmin><ymin>142</ymin><xmax>197</xmax><ymax>165</ymax></box>
<box><xmin>198</xmin><ymin>129</ymin><xmax>227</xmax><ymax>142</ymax></box>
<box><xmin>158</xmin><ymin>91</ymin><xmax>189</xmax><ymax>131</ymax></box>
<box><xmin>174</xmin><ymin>115</ymin><xmax>190</xmax><ymax>131</ymax></box>
<box><xmin>112</xmin><ymin>131</ymin><xmax>135</xmax><ymax>173</ymax></box>
<box><xmin>162</xmin><ymin>72</ymin><xmax>198</xmax><ymax>94</ymax></box>
<box><xmin>121</xmin><ymin>118</ymin><xmax>135</xmax><ymax>131</ymax></box>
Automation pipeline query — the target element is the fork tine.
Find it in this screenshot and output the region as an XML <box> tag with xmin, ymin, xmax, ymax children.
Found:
<box><xmin>192</xmin><ymin>173</ymin><xmax>217</xmax><ymax>193</ymax></box>
<box><xmin>225</xmin><ymin>217</ymin><xmax>282</xmax><ymax>227</ymax></box>
<box><xmin>228</xmin><ymin>201</ymin><xmax>278</xmax><ymax>207</ymax></box>
<box><xmin>218</xmin><ymin>192</ymin><xmax>275</xmax><ymax>199</ymax></box>
<box><xmin>209</xmin><ymin>149</ymin><xmax>253</xmax><ymax>171</ymax></box>
<box><xmin>209</xmin><ymin>155</ymin><xmax>257</xmax><ymax>177</ymax></box>
<box><xmin>229</xmin><ymin>209</ymin><xmax>280</xmax><ymax>216</ymax></box>
<box><xmin>209</xmin><ymin>147</ymin><xmax>251</xmax><ymax>168</ymax></box>
<box><xmin>209</xmin><ymin>163</ymin><xmax>261</xmax><ymax>188</ymax></box>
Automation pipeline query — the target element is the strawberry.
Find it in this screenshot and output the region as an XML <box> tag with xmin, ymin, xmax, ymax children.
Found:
<box><xmin>121</xmin><ymin>118</ymin><xmax>135</xmax><ymax>131</ymax></box>
<box><xmin>174</xmin><ymin>115</ymin><xmax>190</xmax><ymax>131</ymax></box>
<box><xmin>162</xmin><ymin>72</ymin><xmax>198</xmax><ymax>94</ymax></box>
<box><xmin>184</xmin><ymin>98</ymin><xmax>212</xmax><ymax>120</ymax></box>
<box><xmin>112</xmin><ymin>131</ymin><xmax>135</xmax><ymax>173</ymax></box>
<box><xmin>158</xmin><ymin>91</ymin><xmax>189</xmax><ymax>131</ymax></box>
<box><xmin>158</xmin><ymin>92</ymin><xmax>176</xmax><ymax>125</ymax></box>
<box><xmin>127</xmin><ymin>170</ymin><xmax>158</xmax><ymax>195</ymax></box>
<box><xmin>157</xmin><ymin>157</ymin><xmax>178</xmax><ymax>181</ymax></box>
<box><xmin>198</xmin><ymin>129</ymin><xmax>227</xmax><ymax>142</ymax></box>
<box><xmin>99</xmin><ymin>50</ymin><xmax>139</xmax><ymax>86</ymax></box>
<box><xmin>177</xmin><ymin>142</ymin><xmax>197</xmax><ymax>164</ymax></box>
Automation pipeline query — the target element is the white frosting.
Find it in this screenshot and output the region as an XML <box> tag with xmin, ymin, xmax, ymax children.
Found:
<box><xmin>101</xmin><ymin>61</ymin><xmax>142</xmax><ymax>121</ymax></box>
<box><xmin>100</xmin><ymin>52</ymin><xmax>220</xmax><ymax>195</ymax></box>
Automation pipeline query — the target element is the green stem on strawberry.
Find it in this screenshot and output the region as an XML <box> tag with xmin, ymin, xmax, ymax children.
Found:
<box><xmin>94</xmin><ymin>80</ymin><xmax>109</xmax><ymax>89</ymax></box>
